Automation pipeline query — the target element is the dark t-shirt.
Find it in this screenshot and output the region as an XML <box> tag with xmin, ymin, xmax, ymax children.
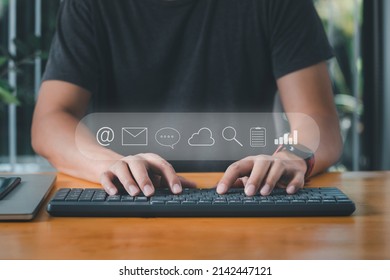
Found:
<box><xmin>43</xmin><ymin>0</ymin><xmax>333</xmax><ymax>113</ymax></box>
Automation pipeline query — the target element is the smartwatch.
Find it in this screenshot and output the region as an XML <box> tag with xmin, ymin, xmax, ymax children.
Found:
<box><xmin>274</xmin><ymin>143</ymin><xmax>315</xmax><ymax>179</ymax></box>
<box><xmin>283</xmin><ymin>143</ymin><xmax>314</xmax><ymax>160</ymax></box>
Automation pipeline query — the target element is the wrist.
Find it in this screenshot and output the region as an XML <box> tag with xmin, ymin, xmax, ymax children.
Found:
<box><xmin>89</xmin><ymin>150</ymin><xmax>124</xmax><ymax>180</ymax></box>
<box><xmin>273</xmin><ymin>144</ymin><xmax>315</xmax><ymax>179</ymax></box>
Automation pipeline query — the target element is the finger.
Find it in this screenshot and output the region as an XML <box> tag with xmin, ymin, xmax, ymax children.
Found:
<box><xmin>100</xmin><ymin>171</ymin><xmax>118</xmax><ymax>196</ymax></box>
<box><xmin>217</xmin><ymin>159</ymin><xmax>254</xmax><ymax>194</ymax></box>
<box><xmin>286</xmin><ymin>172</ymin><xmax>305</xmax><ymax>194</ymax></box>
<box><xmin>240</xmin><ymin>176</ymin><xmax>249</xmax><ymax>186</ymax></box>
<box><xmin>259</xmin><ymin>159</ymin><xmax>285</xmax><ymax>196</ymax></box>
<box><xmin>111</xmin><ymin>161</ymin><xmax>140</xmax><ymax>196</ymax></box>
<box><xmin>127</xmin><ymin>158</ymin><xmax>155</xmax><ymax>197</ymax></box>
<box><xmin>140</xmin><ymin>154</ymin><xmax>182</xmax><ymax>194</ymax></box>
<box><xmin>244</xmin><ymin>158</ymin><xmax>272</xmax><ymax>196</ymax></box>
<box><xmin>230</xmin><ymin>176</ymin><xmax>248</xmax><ymax>188</ymax></box>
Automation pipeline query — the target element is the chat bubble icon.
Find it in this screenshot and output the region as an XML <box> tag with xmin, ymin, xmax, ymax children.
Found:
<box><xmin>155</xmin><ymin>127</ymin><xmax>181</xmax><ymax>149</ymax></box>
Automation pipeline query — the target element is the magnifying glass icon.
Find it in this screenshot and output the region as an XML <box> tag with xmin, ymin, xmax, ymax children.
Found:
<box><xmin>222</xmin><ymin>126</ymin><xmax>243</xmax><ymax>147</ymax></box>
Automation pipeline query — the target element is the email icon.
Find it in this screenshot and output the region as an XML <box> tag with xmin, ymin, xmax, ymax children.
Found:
<box><xmin>122</xmin><ymin>127</ymin><xmax>148</xmax><ymax>146</ymax></box>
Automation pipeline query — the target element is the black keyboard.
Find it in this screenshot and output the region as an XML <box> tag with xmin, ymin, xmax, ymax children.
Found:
<box><xmin>46</xmin><ymin>187</ymin><xmax>355</xmax><ymax>217</ymax></box>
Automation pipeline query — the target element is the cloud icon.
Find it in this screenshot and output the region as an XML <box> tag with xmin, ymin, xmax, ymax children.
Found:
<box><xmin>188</xmin><ymin>128</ymin><xmax>215</xmax><ymax>147</ymax></box>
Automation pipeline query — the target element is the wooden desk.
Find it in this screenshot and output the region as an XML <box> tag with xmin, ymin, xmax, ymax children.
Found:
<box><xmin>1</xmin><ymin>171</ymin><xmax>389</xmax><ymax>260</ymax></box>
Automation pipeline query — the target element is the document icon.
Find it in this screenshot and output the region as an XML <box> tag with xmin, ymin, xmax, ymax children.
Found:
<box><xmin>250</xmin><ymin>127</ymin><xmax>266</xmax><ymax>147</ymax></box>
<box><xmin>122</xmin><ymin>127</ymin><xmax>148</xmax><ymax>146</ymax></box>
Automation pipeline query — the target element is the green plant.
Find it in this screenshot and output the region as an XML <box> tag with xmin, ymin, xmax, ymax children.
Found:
<box><xmin>0</xmin><ymin>35</ymin><xmax>48</xmax><ymax>108</ymax></box>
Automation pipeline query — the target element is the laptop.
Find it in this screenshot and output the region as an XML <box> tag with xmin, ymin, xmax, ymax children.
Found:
<box><xmin>0</xmin><ymin>174</ymin><xmax>56</xmax><ymax>221</ymax></box>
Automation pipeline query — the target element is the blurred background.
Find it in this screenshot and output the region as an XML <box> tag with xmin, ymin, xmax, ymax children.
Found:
<box><xmin>0</xmin><ymin>0</ymin><xmax>388</xmax><ymax>173</ymax></box>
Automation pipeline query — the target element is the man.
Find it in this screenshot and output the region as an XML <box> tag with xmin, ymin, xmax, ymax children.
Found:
<box><xmin>31</xmin><ymin>0</ymin><xmax>342</xmax><ymax>197</ymax></box>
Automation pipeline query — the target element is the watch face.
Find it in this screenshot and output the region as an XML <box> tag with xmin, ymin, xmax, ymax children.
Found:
<box><xmin>285</xmin><ymin>144</ymin><xmax>313</xmax><ymax>159</ymax></box>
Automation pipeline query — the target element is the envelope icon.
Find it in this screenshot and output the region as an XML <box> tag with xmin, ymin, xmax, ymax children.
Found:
<box><xmin>122</xmin><ymin>127</ymin><xmax>148</xmax><ymax>146</ymax></box>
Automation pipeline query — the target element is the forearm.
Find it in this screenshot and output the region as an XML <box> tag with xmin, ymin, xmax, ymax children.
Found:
<box><xmin>312</xmin><ymin>117</ymin><xmax>342</xmax><ymax>175</ymax></box>
<box><xmin>32</xmin><ymin>110</ymin><xmax>122</xmax><ymax>182</ymax></box>
<box><xmin>290</xmin><ymin>114</ymin><xmax>342</xmax><ymax>176</ymax></box>
<box><xmin>277</xmin><ymin>62</ymin><xmax>343</xmax><ymax>176</ymax></box>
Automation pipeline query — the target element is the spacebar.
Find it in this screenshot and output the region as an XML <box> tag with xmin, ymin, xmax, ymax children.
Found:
<box><xmin>116</xmin><ymin>201</ymin><xmax>150</xmax><ymax>205</ymax></box>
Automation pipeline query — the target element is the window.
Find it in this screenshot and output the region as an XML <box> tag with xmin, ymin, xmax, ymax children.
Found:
<box><xmin>0</xmin><ymin>0</ymin><xmax>60</xmax><ymax>172</ymax></box>
<box><xmin>315</xmin><ymin>0</ymin><xmax>364</xmax><ymax>171</ymax></box>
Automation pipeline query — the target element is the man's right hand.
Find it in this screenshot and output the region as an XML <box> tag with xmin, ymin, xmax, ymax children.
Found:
<box><xmin>100</xmin><ymin>153</ymin><xmax>196</xmax><ymax>197</ymax></box>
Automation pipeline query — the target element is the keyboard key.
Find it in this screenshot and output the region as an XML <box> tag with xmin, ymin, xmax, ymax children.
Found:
<box><xmin>337</xmin><ymin>200</ymin><xmax>353</xmax><ymax>203</ymax></box>
<box><xmin>150</xmin><ymin>201</ymin><xmax>165</xmax><ymax>205</ymax></box>
<box><xmin>275</xmin><ymin>200</ymin><xmax>290</xmax><ymax>204</ymax></box>
<box><xmin>135</xmin><ymin>197</ymin><xmax>148</xmax><ymax>202</ymax></box>
<box><xmin>198</xmin><ymin>201</ymin><xmax>212</xmax><ymax>205</ymax></box>
<box><xmin>244</xmin><ymin>201</ymin><xmax>259</xmax><ymax>205</ymax></box>
<box><xmin>92</xmin><ymin>196</ymin><xmax>106</xmax><ymax>202</ymax></box>
<box><xmin>166</xmin><ymin>201</ymin><xmax>181</xmax><ymax>205</ymax></box>
<box><xmin>182</xmin><ymin>200</ymin><xmax>197</xmax><ymax>205</ymax></box>
<box><xmin>213</xmin><ymin>201</ymin><xmax>228</xmax><ymax>205</ymax></box>
<box><xmin>259</xmin><ymin>201</ymin><xmax>275</xmax><ymax>205</ymax></box>
<box><xmin>126</xmin><ymin>201</ymin><xmax>149</xmax><ymax>205</ymax></box>
<box><xmin>107</xmin><ymin>195</ymin><xmax>121</xmax><ymax>202</ymax></box>
<box><xmin>52</xmin><ymin>192</ymin><xmax>68</xmax><ymax>201</ymax></box>
<box><xmin>121</xmin><ymin>195</ymin><xmax>134</xmax><ymax>202</ymax></box>
<box><xmin>199</xmin><ymin>199</ymin><xmax>212</xmax><ymax>203</ymax></box>
<box><xmin>228</xmin><ymin>200</ymin><xmax>242</xmax><ymax>204</ymax></box>
<box><xmin>322</xmin><ymin>199</ymin><xmax>337</xmax><ymax>203</ymax></box>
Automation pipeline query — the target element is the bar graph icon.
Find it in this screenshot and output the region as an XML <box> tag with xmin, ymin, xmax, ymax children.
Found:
<box><xmin>250</xmin><ymin>127</ymin><xmax>266</xmax><ymax>147</ymax></box>
<box><xmin>274</xmin><ymin>130</ymin><xmax>299</xmax><ymax>145</ymax></box>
